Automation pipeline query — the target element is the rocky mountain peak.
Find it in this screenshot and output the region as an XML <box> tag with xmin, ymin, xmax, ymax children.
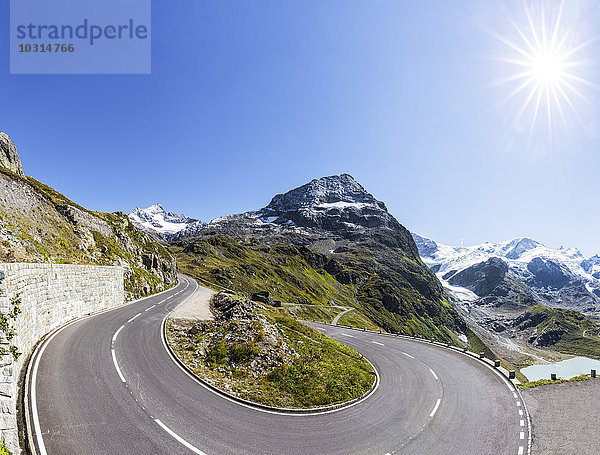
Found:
<box><xmin>257</xmin><ymin>174</ymin><xmax>398</xmax><ymax>235</ymax></box>
<box><xmin>265</xmin><ymin>173</ymin><xmax>384</xmax><ymax>212</ymax></box>
<box><xmin>0</xmin><ymin>132</ymin><xmax>24</xmax><ymax>176</ymax></box>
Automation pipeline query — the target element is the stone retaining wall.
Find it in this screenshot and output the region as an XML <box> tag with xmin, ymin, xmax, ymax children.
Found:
<box><xmin>0</xmin><ymin>263</ymin><xmax>124</xmax><ymax>453</ymax></box>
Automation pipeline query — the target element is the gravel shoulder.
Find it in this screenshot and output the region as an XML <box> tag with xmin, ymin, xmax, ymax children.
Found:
<box><xmin>169</xmin><ymin>283</ymin><xmax>215</xmax><ymax>325</ymax></box>
<box><xmin>522</xmin><ymin>378</ymin><xmax>600</xmax><ymax>454</ymax></box>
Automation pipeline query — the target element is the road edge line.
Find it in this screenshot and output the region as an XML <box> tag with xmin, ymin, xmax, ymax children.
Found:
<box><xmin>23</xmin><ymin>277</ymin><xmax>186</xmax><ymax>455</ymax></box>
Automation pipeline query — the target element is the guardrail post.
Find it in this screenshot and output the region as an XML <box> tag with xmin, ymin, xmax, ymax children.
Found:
<box><xmin>446</xmin><ymin>343</ymin><xmax>451</xmax><ymax>347</ymax></box>
<box><xmin>591</xmin><ymin>369</ymin><xmax>596</xmax><ymax>378</ymax></box>
<box><xmin>430</xmin><ymin>339</ymin><xmax>434</xmax><ymax>343</ymax></box>
<box><xmin>494</xmin><ymin>360</ymin><xmax>500</xmax><ymax>368</ymax></box>
<box><xmin>462</xmin><ymin>347</ymin><xmax>468</xmax><ymax>352</ymax></box>
<box><xmin>479</xmin><ymin>352</ymin><xmax>485</xmax><ymax>359</ymax></box>
<box><xmin>509</xmin><ymin>371</ymin><xmax>516</xmax><ymax>379</ymax></box>
<box><xmin>551</xmin><ymin>373</ymin><xmax>557</xmax><ymax>380</ymax></box>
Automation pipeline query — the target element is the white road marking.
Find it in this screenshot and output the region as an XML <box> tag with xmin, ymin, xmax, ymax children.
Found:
<box><xmin>518</xmin><ymin>446</ymin><xmax>524</xmax><ymax>455</ymax></box>
<box><xmin>155</xmin><ymin>419</ymin><xmax>207</xmax><ymax>455</ymax></box>
<box><xmin>402</xmin><ymin>352</ymin><xmax>415</xmax><ymax>359</ymax></box>
<box><xmin>166</xmin><ymin>295</ymin><xmax>173</xmax><ymax>300</ymax></box>
<box><xmin>519</xmin><ymin>409</ymin><xmax>523</xmax><ymax>416</ymax></box>
<box><xmin>513</xmin><ymin>392</ymin><xmax>518</xmax><ymax>398</ymax></box>
<box><xmin>520</xmin><ymin>431</ymin><xmax>525</xmax><ymax>440</ymax></box>
<box><xmin>516</xmin><ymin>401</ymin><xmax>521</xmax><ymax>407</ymax></box>
<box><xmin>372</xmin><ymin>341</ymin><xmax>384</xmax><ymax>346</ymax></box>
<box><xmin>128</xmin><ymin>313</ymin><xmax>141</xmax><ymax>323</ymax></box>
<box><xmin>429</xmin><ymin>398</ymin><xmax>441</xmax><ymax>417</ymax></box>
<box><xmin>520</xmin><ymin>419</ymin><xmax>525</xmax><ymax>426</ymax></box>
<box><xmin>340</xmin><ymin>333</ymin><xmax>354</xmax><ymax>338</ymax></box>
<box><xmin>144</xmin><ymin>305</ymin><xmax>156</xmax><ymax>312</ymax></box>
<box><xmin>31</xmin><ymin>326</ymin><xmax>68</xmax><ymax>455</ymax></box>
<box><xmin>159</xmin><ymin>299</ymin><xmax>166</xmax><ymax>304</ymax></box>
<box><xmin>429</xmin><ymin>368</ymin><xmax>439</xmax><ymax>380</ymax></box>
<box><xmin>111</xmin><ymin>349</ymin><xmax>126</xmax><ymax>382</ymax></box>
<box><xmin>112</xmin><ymin>325</ymin><xmax>124</xmax><ymax>345</ymax></box>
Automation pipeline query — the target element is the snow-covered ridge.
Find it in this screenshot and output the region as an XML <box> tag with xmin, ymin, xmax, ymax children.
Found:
<box><xmin>129</xmin><ymin>204</ymin><xmax>206</xmax><ymax>241</ymax></box>
<box><xmin>412</xmin><ymin>232</ymin><xmax>600</xmax><ymax>299</ymax></box>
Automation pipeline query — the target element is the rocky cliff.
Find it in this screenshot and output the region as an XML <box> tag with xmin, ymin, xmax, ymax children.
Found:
<box><xmin>0</xmin><ymin>131</ymin><xmax>177</xmax><ymax>299</ymax></box>
<box><xmin>0</xmin><ymin>133</ymin><xmax>23</xmax><ymax>176</ymax></box>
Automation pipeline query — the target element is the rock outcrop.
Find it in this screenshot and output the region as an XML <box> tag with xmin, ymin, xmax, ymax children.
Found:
<box><xmin>0</xmin><ymin>132</ymin><xmax>24</xmax><ymax>176</ymax></box>
<box><xmin>0</xmin><ymin>133</ymin><xmax>177</xmax><ymax>299</ymax></box>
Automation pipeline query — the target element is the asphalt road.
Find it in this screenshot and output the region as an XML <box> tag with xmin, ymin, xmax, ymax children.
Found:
<box><xmin>27</xmin><ymin>276</ymin><xmax>529</xmax><ymax>455</ymax></box>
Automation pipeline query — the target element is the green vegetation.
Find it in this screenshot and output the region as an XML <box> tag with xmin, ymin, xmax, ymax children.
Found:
<box><xmin>464</xmin><ymin>326</ymin><xmax>495</xmax><ymax>359</ymax></box>
<box><xmin>0</xmin><ymin>291</ymin><xmax>22</xmax><ymax>360</ymax></box>
<box><xmin>0</xmin><ymin>441</ymin><xmax>11</xmax><ymax>455</ymax></box>
<box><xmin>167</xmin><ymin>302</ymin><xmax>376</xmax><ymax>409</ymax></box>
<box><xmin>523</xmin><ymin>305</ymin><xmax>600</xmax><ymax>359</ymax></box>
<box><xmin>518</xmin><ymin>374</ymin><xmax>591</xmax><ymax>390</ymax></box>
<box><xmin>337</xmin><ymin>310</ymin><xmax>381</xmax><ymax>331</ymax></box>
<box><xmin>172</xmin><ymin>234</ymin><xmax>465</xmax><ymax>342</ymax></box>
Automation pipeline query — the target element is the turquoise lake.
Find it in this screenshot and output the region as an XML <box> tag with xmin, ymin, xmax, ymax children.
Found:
<box><xmin>521</xmin><ymin>356</ymin><xmax>600</xmax><ymax>381</ymax></box>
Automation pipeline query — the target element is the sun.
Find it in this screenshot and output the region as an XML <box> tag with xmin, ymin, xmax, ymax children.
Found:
<box><xmin>530</xmin><ymin>50</ymin><xmax>563</xmax><ymax>86</ymax></box>
<box><xmin>491</xmin><ymin>0</ymin><xmax>597</xmax><ymax>136</ymax></box>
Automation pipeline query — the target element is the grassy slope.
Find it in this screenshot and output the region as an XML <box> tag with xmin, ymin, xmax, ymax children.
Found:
<box><xmin>525</xmin><ymin>304</ymin><xmax>600</xmax><ymax>359</ymax></box>
<box><xmin>0</xmin><ymin>169</ymin><xmax>174</xmax><ymax>298</ymax></box>
<box><xmin>167</xmin><ymin>305</ymin><xmax>375</xmax><ymax>408</ymax></box>
<box><xmin>336</xmin><ymin>310</ymin><xmax>381</xmax><ymax>331</ymax></box>
<box><xmin>172</xmin><ymin>235</ymin><xmax>465</xmax><ymax>341</ymax></box>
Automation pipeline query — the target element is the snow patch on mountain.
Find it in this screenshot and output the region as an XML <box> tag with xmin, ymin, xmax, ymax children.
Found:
<box><xmin>129</xmin><ymin>204</ymin><xmax>206</xmax><ymax>241</ymax></box>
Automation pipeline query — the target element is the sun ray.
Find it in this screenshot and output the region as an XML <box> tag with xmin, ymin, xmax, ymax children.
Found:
<box><xmin>551</xmin><ymin>84</ymin><xmax>569</xmax><ymax>128</ymax></box>
<box><xmin>549</xmin><ymin>1</ymin><xmax>565</xmax><ymax>50</ymax></box>
<box><xmin>490</xmin><ymin>0</ymin><xmax>597</xmax><ymax>138</ymax></box>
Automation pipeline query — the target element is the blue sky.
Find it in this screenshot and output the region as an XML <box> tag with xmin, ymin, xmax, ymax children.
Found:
<box><xmin>1</xmin><ymin>1</ymin><xmax>599</xmax><ymax>255</ymax></box>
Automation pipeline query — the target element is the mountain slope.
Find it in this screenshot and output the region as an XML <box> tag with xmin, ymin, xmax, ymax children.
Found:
<box><xmin>174</xmin><ymin>174</ymin><xmax>466</xmax><ymax>341</ymax></box>
<box><xmin>413</xmin><ymin>232</ymin><xmax>600</xmax><ymax>363</ymax></box>
<box><xmin>0</xmin><ymin>132</ymin><xmax>177</xmax><ymax>299</ymax></box>
<box><xmin>129</xmin><ymin>204</ymin><xmax>206</xmax><ymax>242</ymax></box>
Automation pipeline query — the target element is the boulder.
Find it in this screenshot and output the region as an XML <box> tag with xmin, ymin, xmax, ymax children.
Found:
<box><xmin>251</xmin><ymin>291</ymin><xmax>270</xmax><ymax>304</ymax></box>
<box><xmin>0</xmin><ymin>132</ymin><xmax>24</xmax><ymax>176</ymax></box>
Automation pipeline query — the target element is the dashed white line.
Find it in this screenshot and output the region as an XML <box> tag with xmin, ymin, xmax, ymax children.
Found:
<box><xmin>166</xmin><ymin>295</ymin><xmax>173</xmax><ymax>300</ymax></box>
<box><xmin>372</xmin><ymin>341</ymin><xmax>384</xmax><ymax>346</ymax></box>
<box><xmin>144</xmin><ymin>305</ymin><xmax>156</xmax><ymax>312</ymax></box>
<box><xmin>516</xmin><ymin>401</ymin><xmax>522</xmax><ymax>407</ymax></box>
<box><xmin>520</xmin><ymin>431</ymin><xmax>525</xmax><ymax>440</ymax></box>
<box><xmin>402</xmin><ymin>352</ymin><xmax>415</xmax><ymax>359</ymax></box>
<box><xmin>340</xmin><ymin>333</ymin><xmax>354</xmax><ymax>338</ymax></box>
<box><xmin>429</xmin><ymin>368</ymin><xmax>438</xmax><ymax>380</ymax></box>
<box><xmin>112</xmin><ymin>325</ymin><xmax>124</xmax><ymax>345</ymax></box>
<box><xmin>128</xmin><ymin>313</ymin><xmax>141</xmax><ymax>323</ymax></box>
<box><xmin>519</xmin><ymin>409</ymin><xmax>523</xmax><ymax>416</ymax></box>
<box><xmin>159</xmin><ymin>299</ymin><xmax>166</xmax><ymax>304</ymax></box>
<box><xmin>111</xmin><ymin>349</ymin><xmax>126</xmax><ymax>383</ymax></box>
<box><xmin>155</xmin><ymin>419</ymin><xmax>207</xmax><ymax>455</ymax></box>
<box><xmin>520</xmin><ymin>419</ymin><xmax>525</xmax><ymax>427</ymax></box>
<box><xmin>518</xmin><ymin>446</ymin><xmax>524</xmax><ymax>455</ymax></box>
<box><xmin>429</xmin><ymin>398</ymin><xmax>441</xmax><ymax>417</ymax></box>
